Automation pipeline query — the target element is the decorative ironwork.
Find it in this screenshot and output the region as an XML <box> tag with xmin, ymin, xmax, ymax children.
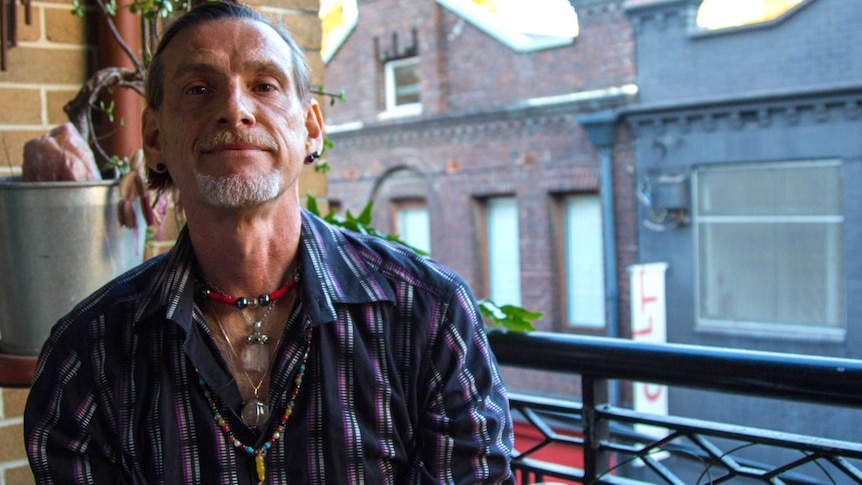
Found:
<box><xmin>1</xmin><ymin>0</ymin><xmax>32</xmax><ymax>71</ymax></box>
<box><xmin>489</xmin><ymin>331</ymin><xmax>862</xmax><ymax>484</ymax></box>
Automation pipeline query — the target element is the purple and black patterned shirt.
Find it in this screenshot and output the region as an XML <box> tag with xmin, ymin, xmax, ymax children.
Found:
<box><xmin>24</xmin><ymin>210</ymin><xmax>514</xmax><ymax>484</ymax></box>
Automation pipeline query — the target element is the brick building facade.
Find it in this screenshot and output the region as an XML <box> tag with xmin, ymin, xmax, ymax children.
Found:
<box><xmin>324</xmin><ymin>0</ymin><xmax>638</xmax><ymax>395</ymax></box>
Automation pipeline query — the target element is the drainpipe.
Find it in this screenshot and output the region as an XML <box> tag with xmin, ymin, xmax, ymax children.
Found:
<box><xmin>577</xmin><ymin>111</ymin><xmax>619</xmax><ymax>340</ymax></box>
<box><xmin>98</xmin><ymin>7</ymin><xmax>142</xmax><ymax>164</ymax></box>
<box><xmin>577</xmin><ymin>111</ymin><xmax>619</xmax><ymax>406</ymax></box>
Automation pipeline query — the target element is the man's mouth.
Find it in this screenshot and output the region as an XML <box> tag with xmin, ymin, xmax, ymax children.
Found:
<box><xmin>201</xmin><ymin>142</ymin><xmax>265</xmax><ymax>153</ymax></box>
<box><xmin>195</xmin><ymin>130</ymin><xmax>278</xmax><ymax>153</ymax></box>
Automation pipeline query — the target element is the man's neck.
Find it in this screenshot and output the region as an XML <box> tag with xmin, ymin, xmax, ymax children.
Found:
<box><xmin>188</xmin><ymin>201</ymin><xmax>303</xmax><ymax>299</ymax></box>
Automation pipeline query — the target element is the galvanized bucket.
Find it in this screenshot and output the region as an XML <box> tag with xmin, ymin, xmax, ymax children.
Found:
<box><xmin>0</xmin><ymin>177</ymin><xmax>144</xmax><ymax>356</ymax></box>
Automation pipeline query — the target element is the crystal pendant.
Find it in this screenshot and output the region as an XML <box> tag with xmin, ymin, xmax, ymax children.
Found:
<box><xmin>241</xmin><ymin>399</ymin><xmax>270</xmax><ymax>428</ymax></box>
<box><xmin>242</xmin><ymin>342</ymin><xmax>270</xmax><ymax>373</ymax></box>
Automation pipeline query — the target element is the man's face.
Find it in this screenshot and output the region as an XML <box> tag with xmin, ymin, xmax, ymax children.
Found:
<box><xmin>142</xmin><ymin>18</ymin><xmax>322</xmax><ymax>209</ymax></box>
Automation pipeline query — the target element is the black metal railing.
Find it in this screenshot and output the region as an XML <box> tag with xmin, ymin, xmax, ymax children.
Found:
<box><xmin>487</xmin><ymin>331</ymin><xmax>862</xmax><ymax>485</ymax></box>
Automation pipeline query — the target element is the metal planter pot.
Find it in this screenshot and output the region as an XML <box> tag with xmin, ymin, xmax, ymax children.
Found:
<box><xmin>0</xmin><ymin>177</ymin><xmax>144</xmax><ymax>356</ymax></box>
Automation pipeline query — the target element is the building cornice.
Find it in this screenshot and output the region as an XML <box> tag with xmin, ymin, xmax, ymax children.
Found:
<box><xmin>623</xmin><ymin>83</ymin><xmax>862</xmax><ymax>136</ymax></box>
<box><xmin>326</xmin><ymin>84</ymin><xmax>638</xmax><ymax>146</ymax></box>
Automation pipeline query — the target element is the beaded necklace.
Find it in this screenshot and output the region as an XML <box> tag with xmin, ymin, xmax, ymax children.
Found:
<box><xmin>201</xmin><ymin>277</ymin><xmax>298</xmax><ymax>310</ymax></box>
<box><xmin>197</xmin><ymin>327</ymin><xmax>313</xmax><ymax>484</ymax></box>
<box><xmin>200</xmin><ymin>271</ymin><xmax>300</xmax><ymax>375</ymax></box>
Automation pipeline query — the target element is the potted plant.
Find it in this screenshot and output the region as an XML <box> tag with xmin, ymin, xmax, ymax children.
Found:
<box><xmin>0</xmin><ymin>0</ymin><xmax>181</xmax><ymax>356</ymax></box>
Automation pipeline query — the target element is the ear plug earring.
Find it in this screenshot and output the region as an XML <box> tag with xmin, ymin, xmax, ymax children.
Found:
<box><xmin>304</xmin><ymin>151</ymin><xmax>321</xmax><ymax>165</ymax></box>
<box><xmin>155</xmin><ymin>163</ymin><xmax>167</xmax><ymax>173</ymax></box>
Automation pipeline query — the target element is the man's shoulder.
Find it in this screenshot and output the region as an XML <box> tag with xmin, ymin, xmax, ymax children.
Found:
<box><xmin>302</xmin><ymin>210</ymin><xmax>472</xmax><ymax>303</ymax></box>
<box><xmin>61</xmin><ymin>254</ymin><xmax>166</xmax><ymax>326</ymax></box>
<box><xmin>343</xmin><ymin>227</ymin><xmax>466</xmax><ymax>296</ymax></box>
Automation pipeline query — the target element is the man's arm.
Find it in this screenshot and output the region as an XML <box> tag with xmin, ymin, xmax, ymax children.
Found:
<box><xmin>24</xmin><ymin>325</ymin><xmax>126</xmax><ymax>484</ymax></box>
<box><xmin>413</xmin><ymin>283</ymin><xmax>515</xmax><ymax>484</ymax></box>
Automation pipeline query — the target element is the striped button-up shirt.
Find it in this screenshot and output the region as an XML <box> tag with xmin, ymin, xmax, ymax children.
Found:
<box><xmin>24</xmin><ymin>210</ymin><xmax>515</xmax><ymax>484</ymax></box>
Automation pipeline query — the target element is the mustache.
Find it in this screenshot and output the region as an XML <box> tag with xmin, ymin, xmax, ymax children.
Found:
<box><xmin>194</xmin><ymin>130</ymin><xmax>278</xmax><ymax>152</ymax></box>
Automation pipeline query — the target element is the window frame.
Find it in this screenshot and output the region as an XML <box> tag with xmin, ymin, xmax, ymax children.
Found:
<box><xmin>383</xmin><ymin>56</ymin><xmax>422</xmax><ymax>117</ymax></box>
<box><xmin>556</xmin><ymin>193</ymin><xmax>607</xmax><ymax>330</ymax></box>
<box><xmin>392</xmin><ymin>198</ymin><xmax>431</xmax><ymax>256</ymax></box>
<box><xmin>481</xmin><ymin>196</ymin><xmax>522</xmax><ymax>308</ymax></box>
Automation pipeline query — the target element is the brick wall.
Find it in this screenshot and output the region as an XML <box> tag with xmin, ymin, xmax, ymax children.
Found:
<box><xmin>325</xmin><ymin>0</ymin><xmax>638</xmax><ymax>397</ymax></box>
<box><xmin>0</xmin><ymin>0</ymin><xmax>95</xmax><ymax>178</ymax></box>
<box><xmin>0</xmin><ymin>1</ymin><xmax>322</xmax><ymax>482</ymax></box>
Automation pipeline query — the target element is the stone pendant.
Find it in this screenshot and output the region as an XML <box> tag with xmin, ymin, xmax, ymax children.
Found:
<box><xmin>242</xmin><ymin>342</ymin><xmax>270</xmax><ymax>373</ymax></box>
<box><xmin>241</xmin><ymin>399</ymin><xmax>270</xmax><ymax>428</ymax></box>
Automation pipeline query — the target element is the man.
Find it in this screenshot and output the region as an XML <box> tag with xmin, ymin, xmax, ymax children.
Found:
<box><xmin>24</xmin><ymin>2</ymin><xmax>515</xmax><ymax>484</ymax></box>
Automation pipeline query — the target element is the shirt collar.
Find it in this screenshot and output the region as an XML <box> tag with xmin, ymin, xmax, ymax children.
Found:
<box><xmin>135</xmin><ymin>209</ymin><xmax>396</xmax><ymax>331</ymax></box>
<box><xmin>297</xmin><ymin>209</ymin><xmax>396</xmax><ymax>326</ymax></box>
<box><xmin>134</xmin><ymin>227</ymin><xmax>198</xmax><ymax>332</ymax></box>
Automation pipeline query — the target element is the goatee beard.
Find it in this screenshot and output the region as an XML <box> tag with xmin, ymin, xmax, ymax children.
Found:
<box><xmin>195</xmin><ymin>171</ymin><xmax>281</xmax><ymax>208</ymax></box>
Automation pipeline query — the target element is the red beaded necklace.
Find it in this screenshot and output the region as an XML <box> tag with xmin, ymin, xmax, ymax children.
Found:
<box><xmin>201</xmin><ymin>278</ymin><xmax>298</xmax><ymax>310</ymax></box>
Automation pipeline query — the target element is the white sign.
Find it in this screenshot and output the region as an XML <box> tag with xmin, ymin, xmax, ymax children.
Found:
<box><xmin>629</xmin><ymin>262</ymin><xmax>669</xmax><ymax>439</ymax></box>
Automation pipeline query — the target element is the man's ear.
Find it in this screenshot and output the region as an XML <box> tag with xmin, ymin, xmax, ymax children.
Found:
<box><xmin>304</xmin><ymin>100</ymin><xmax>324</xmax><ymax>155</ymax></box>
<box><xmin>142</xmin><ymin>108</ymin><xmax>165</xmax><ymax>170</ymax></box>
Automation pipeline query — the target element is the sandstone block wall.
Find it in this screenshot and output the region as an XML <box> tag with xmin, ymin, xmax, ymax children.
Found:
<box><xmin>0</xmin><ymin>2</ymin><xmax>323</xmax><ymax>482</ymax></box>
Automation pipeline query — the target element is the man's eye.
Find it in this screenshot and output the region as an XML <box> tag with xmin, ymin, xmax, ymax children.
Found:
<box><xmin>185</xmin><ymin>86</ymin><xmax>209</xmax><ymax>95</ymax></box>
<box><xmin>255</xmin><ymin>83</ymin><xmax>276</xmax><ymax>93</ymax></box>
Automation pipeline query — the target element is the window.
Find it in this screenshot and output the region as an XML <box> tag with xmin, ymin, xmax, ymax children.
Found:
<box><xmin>695</xmin><ymin>160</ymin><xmax>845</xmax><ymax>338</ymax></box>
<box><xmin>562</xmin><ymin>194</ymin><xmax>606</xmax><ymax>328</ymax></box>
<box><xmin>384</xmin><ymin>57</ymin><xmax>421</xmax><ymax>115</ymax></box>
<box><xmin>395</xmin><ymin>202</ymin><xmax>431</xmax><ymax>255</ymax></box>
<box><xmin>485</xmin><ymin>197</ymin><xmax>521</xmax><ymax>306</ymax></box>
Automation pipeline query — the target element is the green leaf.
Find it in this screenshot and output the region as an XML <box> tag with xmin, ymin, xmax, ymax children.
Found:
<box><xmin>356</xmin><ymin>199</ymin><xmax>373</xmax><ymax>226</ymax></box>
<box><xmin>306</xmin><ymin>194</ymin><xmax>320</xmax><ymax>215</ymax></box>
<box><xmin>479</xmin><ymin>300</ymin><xmax>539</xmax><ymax>332</ymax></box>
<box><xmin>71</xmin><ymin>0</ymin><xmax>84</xmax><ymax>16</ymax></box>
<box><xmin>497</xmin><ymin>304</ymin><xmax>544</xmax><ymax>321</ymax></box>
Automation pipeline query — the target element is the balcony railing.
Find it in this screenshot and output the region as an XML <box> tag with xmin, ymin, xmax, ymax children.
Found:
<box><xmin>487</xmin><ymin>331</ymin><xmax>862</xmax><ymax>485</ymax></box>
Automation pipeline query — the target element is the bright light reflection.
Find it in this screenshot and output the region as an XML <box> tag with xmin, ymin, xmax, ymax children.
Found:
<box><xmin>472</xmin><ymin>0</ymin><xmax>579</xmax><ymax>38</ymax></box>
<box><xmin>697</xmin><ymin>0</ymin><xmax>804</xmax><ymax>30</ymax></box>
<box><xmin>320</xmin><ymin>0</ymin><xmax>358</xmax><ymax>62</ymax></box>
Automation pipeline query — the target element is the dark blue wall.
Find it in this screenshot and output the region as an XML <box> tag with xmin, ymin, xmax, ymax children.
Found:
<box><xmin>633</xmin><ymin>0</ymin><xmax>862</xmax><ymax>104</ymax></box>
<box><xmin>624</xmin><ymin>0</ymin><xmax>862</xmax><ymax>446</ymax></box>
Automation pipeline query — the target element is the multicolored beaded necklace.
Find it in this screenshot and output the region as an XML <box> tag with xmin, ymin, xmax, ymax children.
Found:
<box><xmin>197</xmin><ymin>327</ymin><xmax>313</xmax><ymax>484</ymax></box>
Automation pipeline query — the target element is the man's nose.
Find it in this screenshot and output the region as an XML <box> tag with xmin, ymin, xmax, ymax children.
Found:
<box><xmin>218</xmin><ymin>86</ymin><xmax>256</xmax><ymax>127</ymax></box>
